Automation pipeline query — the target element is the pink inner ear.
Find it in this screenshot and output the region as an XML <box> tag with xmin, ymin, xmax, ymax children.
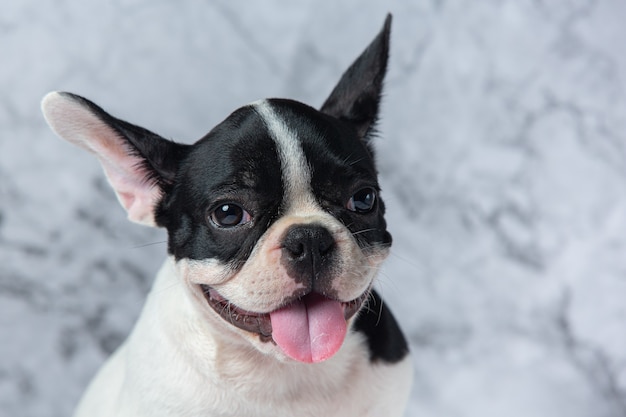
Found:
<box><xmin>42</xmin><ymin>92</ymin><xmax>161</xmax><ymax>227</ymax></box>
<box><xmin>118</xmin><ymin>191</ymin><xmax>137</xmax><ymax>213</ymax></box>
<box><xmin>92</xmin><ymin>136</ymin><xmax>162</xmax><ymax>227</ymax></box>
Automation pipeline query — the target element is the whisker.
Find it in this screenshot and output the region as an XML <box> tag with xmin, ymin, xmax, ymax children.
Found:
<box><xmin>351</xmin><ymin>228</ymin><xmax>377</xmax><ymax>236</ymax></box>
<box><xmin>339</xmin><ymin>153</ymin><xmax>367</xmax><ymax>167</ymax></box>
<box><xmin>340</xmin><ymin>153</ymin><xmax>356</xmax><ymax>166</ymax></box>
<box><xmin>132</xmin><ymin>240</ymin><xmax>168</xmax><ymax>249</ymax></box>
<box><xmin>387</xmin><ymin>250</ymin><xmax>425</xmax><ymax>274</ymax></box>
<box><xmin>375</xmin><ymin>293</ymin><xmax>384</xmax><ymax>326</ymax></box>
<box><xmin>360</xmin><ymin>290</ymin><xmax>379</xmax><ymax>317</ymax></box>
<box><xmin>152</xmin><ymin>280</ymin><xmax>182</xmax><ymax>296</ymax></box>
<box><xmin>347</xmin><ymin>156</ymin><xmax>367</xmax><ymax>167</ymax></box>
<box><xmin>373</xmin><ymin>275</ymin><xmax>402</xmax><ymax>304</ymax></box>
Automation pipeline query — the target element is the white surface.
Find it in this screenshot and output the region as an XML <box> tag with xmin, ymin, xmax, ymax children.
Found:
<box><xmin>1</xmin><ymin>1</ymin><xmax>626</xmax><ymax>416</ymax></box>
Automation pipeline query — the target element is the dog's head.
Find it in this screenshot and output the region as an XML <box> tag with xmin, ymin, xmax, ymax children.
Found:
<box><xmin>42</xmin><ymin>15</ymin><xmax>393</xmax><ymax>363</ymax></box>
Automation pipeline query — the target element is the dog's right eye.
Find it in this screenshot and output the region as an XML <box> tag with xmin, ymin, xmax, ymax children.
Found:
<box><xmin>209</xmin><ymin>204</ymin><xmax>252</xmax><ymax>228</ymax></box>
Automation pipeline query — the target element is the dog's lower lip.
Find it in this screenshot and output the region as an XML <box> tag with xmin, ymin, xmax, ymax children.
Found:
<box><xmin>200</xmin><ymin>285</ymin><xmax>273</xmax><ymax>340</ymax></box>
<box><xmin>199</xmin><ymin>285</ymin><xmax>368</xmax><ymax>340</ymax></box>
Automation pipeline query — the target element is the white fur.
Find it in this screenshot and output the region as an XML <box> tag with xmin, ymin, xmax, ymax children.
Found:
<box><xmin>74</xmin><ymin>258</ymin><xmax>413</xmax><ymax>417</ymax></box>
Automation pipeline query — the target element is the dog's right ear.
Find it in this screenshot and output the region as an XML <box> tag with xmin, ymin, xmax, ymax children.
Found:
<box><xmin>41</xmin><ymin>92</ymin><xmax>189</xmax><ymax>227</ymax></box>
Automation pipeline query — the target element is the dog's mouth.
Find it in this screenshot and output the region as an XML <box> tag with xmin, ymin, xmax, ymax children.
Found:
<box><xmin>200</xmin><ymin>285</ymin><xmax>274</xmax><ymax>341</ymax></box>
<box><xmin>199</xmin><ymin>284</ymin><xmax>368</xmax><ymax>362</ymax></box>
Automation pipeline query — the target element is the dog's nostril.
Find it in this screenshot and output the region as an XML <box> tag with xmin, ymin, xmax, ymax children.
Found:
<box><xmin>288</xmin><ymin>242</ymin><xmax>305</xmax><ymax>259</ymax></box>
<box><xmin>318</xmin><ymin>233</ymin><xmax>335</xmax><ymax>256</ymax></box>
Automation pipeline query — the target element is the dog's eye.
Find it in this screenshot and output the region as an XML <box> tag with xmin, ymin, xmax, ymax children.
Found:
<box><xmin>209</xmin><ymin>204</ymin><xmax>252</xmax><ymax>228</ymax></box>
<box><xmin>346</xmin><ymin>187</ymin><xmax>377</xmax><ymax>213</ymax></box>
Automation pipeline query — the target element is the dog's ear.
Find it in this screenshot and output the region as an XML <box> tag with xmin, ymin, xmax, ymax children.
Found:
<box><xmin>41</xmin><ymin>92</ymin><xmax>188</xmax><ymax>227</ymax></box>
<box><xmin>320</xmin><ymin>14</ymin><xmax>391</xmax><ymax>141</ymax></box>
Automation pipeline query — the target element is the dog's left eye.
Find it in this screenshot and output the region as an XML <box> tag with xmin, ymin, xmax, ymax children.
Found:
<box><xmin>346</xmin><ymin>187</ymin><xmax>377</xmax><ymax>213</ymax></box>
<box><xmin>209</xmin><ymin>204</ymin><xmax>252</xmax><ymax>228</ymax></box>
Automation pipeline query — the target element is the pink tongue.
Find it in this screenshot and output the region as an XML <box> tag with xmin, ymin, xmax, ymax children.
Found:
<box><xmin>269</xmin><ymin>293</ymin><xmax>347</xmax><ymax>363</ymax></box>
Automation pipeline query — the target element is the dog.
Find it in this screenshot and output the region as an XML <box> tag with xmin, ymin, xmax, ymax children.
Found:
<box><xmin>41</xmin><ymin>14</ymin><xmax>412</xmax><ymax>417</ymax></box>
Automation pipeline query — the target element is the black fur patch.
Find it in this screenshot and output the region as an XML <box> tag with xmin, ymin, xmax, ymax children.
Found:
<box><xmin>353</xmin><ymin>289</ymin><xmax>410</xmax><ymax>363</ymax></box>
<box><xmin>156</xmin><ymin>106</ymin><xmax>284</xmax><ymax>265</ymax></box>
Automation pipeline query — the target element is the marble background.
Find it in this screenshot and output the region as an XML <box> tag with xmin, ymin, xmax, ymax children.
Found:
<box><xmin>2</xmin><ymin>1</ymin><xmax>626</xmax><ymax>416</ymax></box>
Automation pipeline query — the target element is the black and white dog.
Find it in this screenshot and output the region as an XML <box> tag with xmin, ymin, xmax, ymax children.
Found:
<box><xmin>42</xmin><ymin>14</ymin><xmax>412</xmax><ymax>417</ymax></box>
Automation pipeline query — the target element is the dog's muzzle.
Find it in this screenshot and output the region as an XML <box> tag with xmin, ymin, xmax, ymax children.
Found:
<box><xmin>198</xmin><ymin>223</ymin><xmax>372</xmax><ymax>363</ymax></box>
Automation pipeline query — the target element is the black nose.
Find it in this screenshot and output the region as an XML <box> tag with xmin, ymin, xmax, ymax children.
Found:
<box><xmin>281</xmin><ymin>224</ymin><xmax>336</xmax><ymax>288</ymax></box>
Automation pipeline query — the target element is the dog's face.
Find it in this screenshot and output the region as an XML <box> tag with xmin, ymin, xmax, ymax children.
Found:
<box><xmin>42</xmin><ymin>16</ymin><xmax>392</xmax><ymax>364</ymax></box>
<box><xmin>162</xmin><ymin>99</ymin><xmax>392</xmax><ymax>362</ymax></box>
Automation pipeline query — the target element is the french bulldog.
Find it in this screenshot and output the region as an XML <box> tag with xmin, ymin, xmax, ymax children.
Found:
<box><xmin>41</xmin><ymin>14</ymin><xmax>412</xmax><ymax>417</ymax></box>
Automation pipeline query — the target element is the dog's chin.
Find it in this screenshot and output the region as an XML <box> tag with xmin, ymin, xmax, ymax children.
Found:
<box><xmin>198</xmin><ymin>284</ymin><xmax>368</xmax><ymax>343</ymax></box>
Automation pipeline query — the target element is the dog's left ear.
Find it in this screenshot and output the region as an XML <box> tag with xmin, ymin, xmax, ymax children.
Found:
<box><xmin>41</xmin><ymin>92</ymin><xmax>188</xmax><ymax>227</ymax></box>
<box><xmin>320</xmin><ymin>14</ymin><xmax>392</xmax><ymax>141</ymax></box>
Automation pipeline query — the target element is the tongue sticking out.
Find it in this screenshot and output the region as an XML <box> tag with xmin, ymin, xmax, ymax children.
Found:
<box><xmin>269</xmin><ymin>293</ymin><xmax>347</xmax><ymax>363</ymax></box>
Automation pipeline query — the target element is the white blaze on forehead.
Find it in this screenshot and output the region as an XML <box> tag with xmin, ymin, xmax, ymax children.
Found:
<box><xmin>252</xmin><ymin>100</ymin><xmax>316</xmax><ymax>211</ymax></box>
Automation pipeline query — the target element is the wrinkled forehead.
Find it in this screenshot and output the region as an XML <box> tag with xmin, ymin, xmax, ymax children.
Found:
<box><xmin>185</xmin><ymin>99</ymin><xmax>377</xmax><ymax>202</ymax></box>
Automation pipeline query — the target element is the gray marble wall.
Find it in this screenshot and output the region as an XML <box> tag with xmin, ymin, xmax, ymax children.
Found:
<box><xmin>1</xmin><ymin>1</ymin><xmax>625</xmax><ymax>416</ymax></box>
